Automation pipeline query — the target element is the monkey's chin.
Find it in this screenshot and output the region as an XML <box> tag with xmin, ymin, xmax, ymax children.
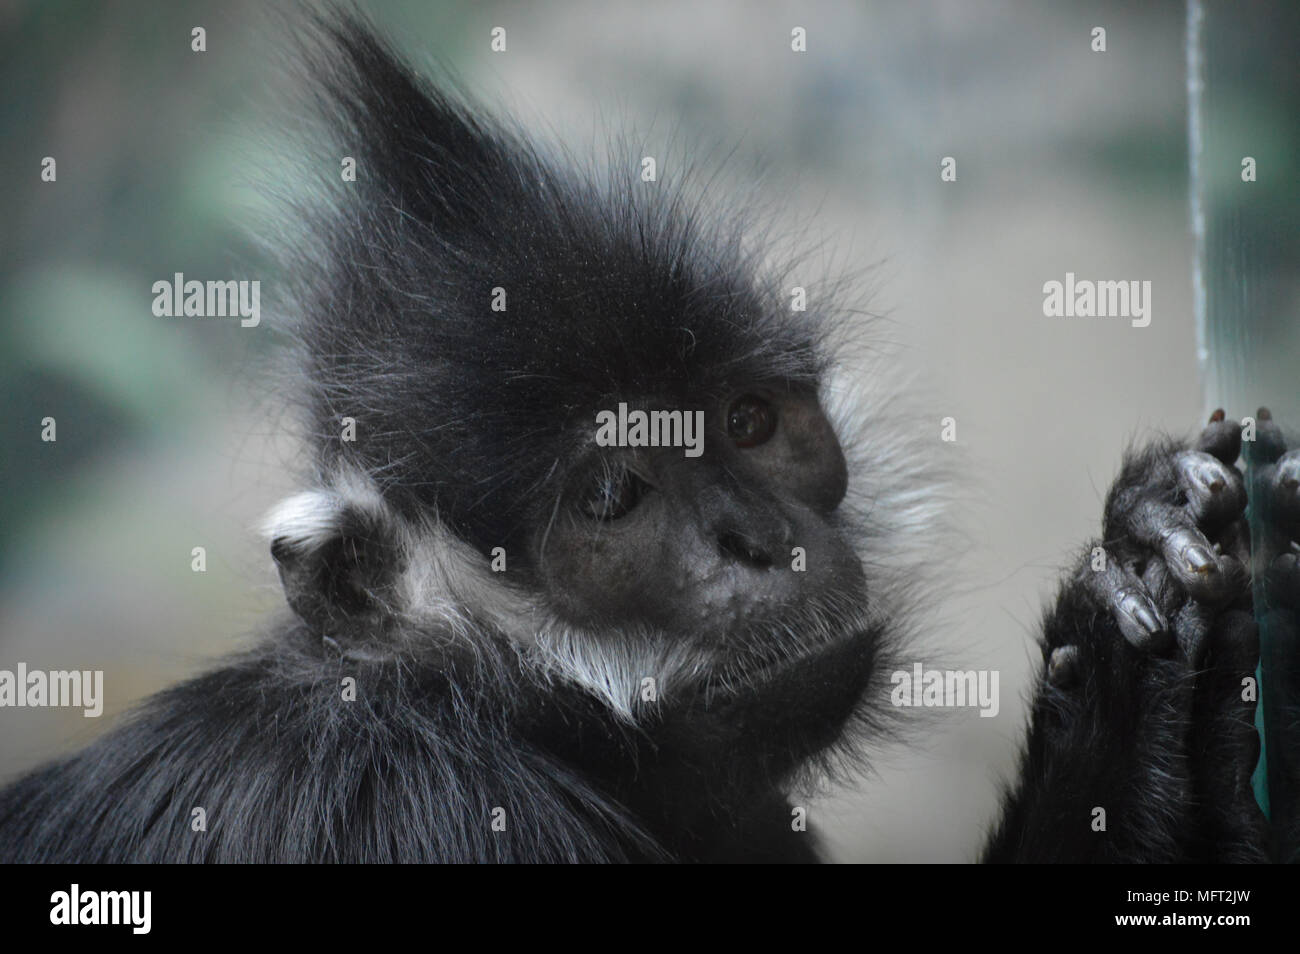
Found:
<box><xmin>700</xmin><ymin>614</ymin><xmax>882</xmax><ymax>701</ymax></box>
<box><xmin>679</xmin><ymin>623</ymin><xmax>887</xmax><ymax>778</ymax></box>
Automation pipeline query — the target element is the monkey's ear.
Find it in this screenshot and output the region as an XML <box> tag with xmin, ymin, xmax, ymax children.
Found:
<box><xmin>263</xmin><ymin>489</ymin><xmax>402</xmax><ymax>642</ymax></box>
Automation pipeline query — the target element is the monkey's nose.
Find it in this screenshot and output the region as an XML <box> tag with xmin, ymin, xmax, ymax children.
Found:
<box><xmin>717</xmin><ymin>529</ymin><xmax>775</xmax><ymax>569</ymax></box>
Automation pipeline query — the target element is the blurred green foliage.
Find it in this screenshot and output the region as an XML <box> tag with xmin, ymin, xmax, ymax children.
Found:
<box><xmin>0</xmin><ymin>0</ymin><xmax>482</xmax><ymax>573</ymax></box>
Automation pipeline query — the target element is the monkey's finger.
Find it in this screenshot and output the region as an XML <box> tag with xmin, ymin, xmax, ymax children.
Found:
<box><xmin>1078</xmin><ymin>552</ymin><xmax>1171</xmax><ymax>652</ymax></box>
<box><xmin>1047</xmin><ymin>645</ymin><xmax>1080</xmax><ymax>688</ymax></box>
<box><xmin>1196</xmin><ymin>408</ymin><xmax>1242</xmax><ymax>465</ymax></box>
<box><xmin>1269</xmin><ymin>450</ymin><xmax>1300</xmax><ymax>531</ymax></box>
<box><xmin>1259</xmin><ymin>447</ymin><xmax>1300</xmax><ymax>610</ymax></box>
<box><xmin>1175</xmin><ymin>450</ymin><xmax>1246</xmax><ymax>531</ymax></box>
<box><xmin>1252</xmin><ymin>407</ymin><xmax>1288</xmax><ymax>464</ymax></box>
<box><xmin>1124</xmin><ymin>500</ymin><xmax>1236</xmax><ymax>603</ymax></box>
<box><xmin>1266</xmin><ymin>549</ymin><xmax>1300</xmax><ymax>610</ymax></box>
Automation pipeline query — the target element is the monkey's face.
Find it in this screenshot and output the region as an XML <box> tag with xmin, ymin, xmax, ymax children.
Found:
<box><xmin>531</xmin><ymin>383</ymin><xmax>868</xmax><ymax>679</ymax></box>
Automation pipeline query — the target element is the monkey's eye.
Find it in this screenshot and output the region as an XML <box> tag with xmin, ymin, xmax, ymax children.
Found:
<box><xmin>581</xmin><ymin>466</ymin><xmax>647</xmax><ymax>521</ymax></box>
<box><xmin>726</xmin><ymin>395</ymin><xmax>777</xmax><ymax>448</ymax></box>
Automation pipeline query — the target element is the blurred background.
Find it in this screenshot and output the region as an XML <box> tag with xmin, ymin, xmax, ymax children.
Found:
<box><xmin>0</xmin><ymin>0</ymin><xmax>1296</xmax><ymax>861</ymax></box>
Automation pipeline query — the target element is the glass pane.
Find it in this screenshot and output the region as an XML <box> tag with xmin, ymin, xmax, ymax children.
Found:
<box><xmin>1189</xmin><ymin>0</ymin><xmax>1300</xmax><ymax>858</ymax></box>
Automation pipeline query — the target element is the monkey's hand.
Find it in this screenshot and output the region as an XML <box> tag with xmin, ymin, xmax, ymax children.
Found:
<box><xmin>1071</xmin><ymin>409</ymin><xmax>1250</xmax><ymax>653</ymax></box>
<box><xmin>985</xmin><ymin>411</ymin><xmax>1266</xmax><ymax>863</ymax></box>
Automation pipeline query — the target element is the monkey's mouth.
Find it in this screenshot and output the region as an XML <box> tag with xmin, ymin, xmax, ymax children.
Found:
<box><xmin>703</xmin><ymin>622</ymin><xmax>880</xmax><ymax>697</ymax></box>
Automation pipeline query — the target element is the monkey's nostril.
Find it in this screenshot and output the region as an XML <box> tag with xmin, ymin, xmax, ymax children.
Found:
<box><xmin>718</xmin><ymin>530</ymin><xmax>774</xmax><ymax>569</ymax></box>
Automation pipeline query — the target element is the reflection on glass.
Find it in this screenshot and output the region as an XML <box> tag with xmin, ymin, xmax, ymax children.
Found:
<box><xmin>1188</xmin><ymin>0</ymin><xmax>1300</xmax><ymax>860</ymax></box>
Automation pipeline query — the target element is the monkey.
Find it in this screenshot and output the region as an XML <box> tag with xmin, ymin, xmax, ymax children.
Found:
<box><xmin>0</xmin><ymin>9</ymin><xmax>1277</xmax><ymax>863</ymax></box>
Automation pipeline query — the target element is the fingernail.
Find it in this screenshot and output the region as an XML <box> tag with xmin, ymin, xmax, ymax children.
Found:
<box><xmin>1185</xmin><ymin>545</ymin><xmax>1217</xmax><ymax>573</ymax></box>
<box><xmin>1134</xmin><ymin>604</ymin><xmax>1164</xmax><ymax>634</ymax></box>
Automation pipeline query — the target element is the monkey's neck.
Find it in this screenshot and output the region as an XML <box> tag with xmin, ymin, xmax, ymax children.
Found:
<box><xmin>508</xmin><ymin>626</ymin><xmax>881</xmax><ymax>861</ymax></box>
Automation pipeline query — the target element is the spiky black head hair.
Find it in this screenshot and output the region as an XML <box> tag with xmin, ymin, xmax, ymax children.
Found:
<box><xmin>283</xmin><ymin>10</ymin><xmax>832</xmax><ymax>558</ymax></box>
